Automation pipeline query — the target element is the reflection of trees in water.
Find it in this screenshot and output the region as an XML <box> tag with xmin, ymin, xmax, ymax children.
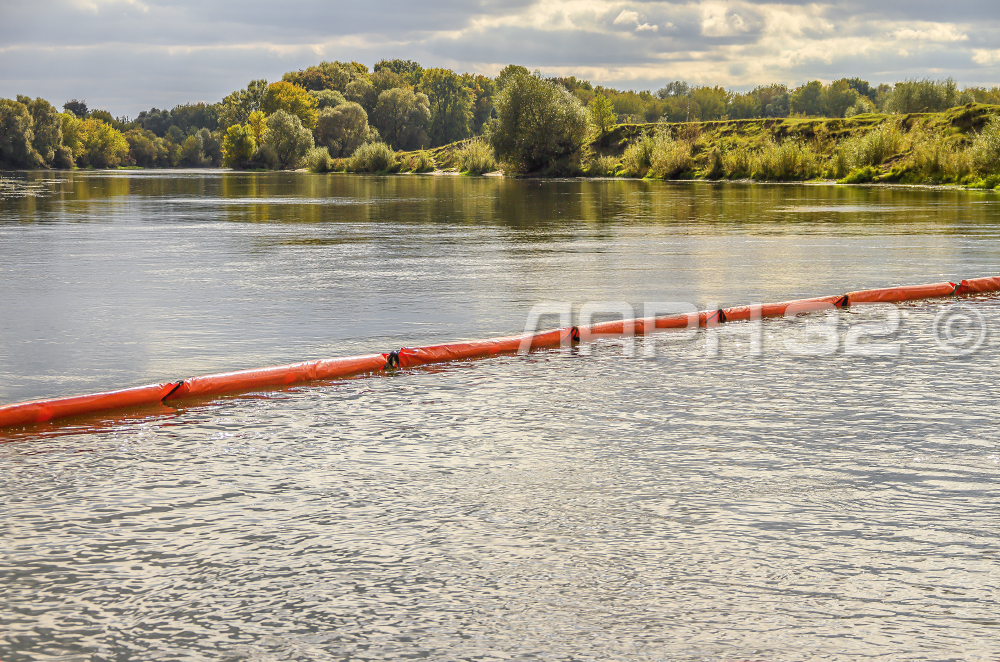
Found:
<box><xmin>10</xmin><ymin>170</ymin><xmax>999</xmax><ymax>237</ymax></box>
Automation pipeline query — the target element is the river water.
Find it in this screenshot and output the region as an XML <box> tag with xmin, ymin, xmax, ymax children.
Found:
<box><xmin>2</xmin><ymin>171</ymin><xmax>1000</xmax><ymax>660</ymax></box>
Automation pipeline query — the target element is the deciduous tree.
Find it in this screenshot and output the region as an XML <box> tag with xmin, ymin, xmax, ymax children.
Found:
<box><xmin>263</xmin><ymin>110</ymin><xmax>313</xmax><ymax>169</ymax></box>
<box><xmin>487</xmin><ymin>69</ymin><xmax>588</xmax><ymax>173</ymax></box>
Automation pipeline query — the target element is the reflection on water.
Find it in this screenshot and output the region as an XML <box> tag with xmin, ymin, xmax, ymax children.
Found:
<box><xmin>2</xmin><ymin>171</ymin><xmax>1000</xmax><ymax>660</ymax></box>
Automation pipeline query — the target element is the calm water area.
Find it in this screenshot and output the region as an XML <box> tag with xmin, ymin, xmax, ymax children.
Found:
<box><xmin>2</xmin><ymin>170</ymin><xmax>1000</xmax><ymax>660</ymax></box>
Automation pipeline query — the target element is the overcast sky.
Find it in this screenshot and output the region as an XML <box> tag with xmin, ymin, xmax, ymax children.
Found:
<box><xmin>2</xmin><ymin>0</ymin><xmax>999</xmax><ymax>117</ymax></box>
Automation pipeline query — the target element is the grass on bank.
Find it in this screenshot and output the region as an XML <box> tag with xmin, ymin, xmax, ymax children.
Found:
<box><xmin>378</xmin><ymin>103</ymin><xmax>1000</xmax><ymax>187</ymax></box>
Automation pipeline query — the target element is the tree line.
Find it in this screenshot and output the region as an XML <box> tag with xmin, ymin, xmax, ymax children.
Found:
<box><xmin>2</xmin><ymin>59</ymin><xmax>999</xmax><ymax>171</ymax></box>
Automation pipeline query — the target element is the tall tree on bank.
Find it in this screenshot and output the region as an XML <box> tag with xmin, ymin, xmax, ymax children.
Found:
<box><xmin>373</xmin><ymin>88</ymin><xmax>430</xmax><ymax>150</ymax></box>
<box><xmin>219</xmin><ymin>80</ymin><xmax>268</xmax><ymax>129</ymax></box>
<box><xmin>487</xmin><ymin>68</ymin><xmax>588</xmax><ymax>173</ymax></box>
<box><xmin>419</xmin><ymin>68</ymin><xmax>474</xmax><ymax>146</ymax></box>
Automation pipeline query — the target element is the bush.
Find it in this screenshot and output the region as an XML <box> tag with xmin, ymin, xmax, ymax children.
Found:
<box><xmin>842</xmin><ymin>120</ymin><xmax>904</xmax><ymax>168</ymax></box>
<box><xmin>588</xmin><ymin>154</ymin><xmax>619</xmax><ymax>176</ymax></box>
<box><xmin>829</xmin><ymin>148</ymin><xmax>849</xmax><ymax>179</ymax></box>
<box><xmin>752</xmin><ymin>140</ymin><xmax>820</xmax><ymax>180</ymax></box>
<box><xmin>845</xmin><ymin>98</ymin><xmax>877</xmax><ymax>117</ymax></box>
<box><xmin>908</xmin><ymin>126</ymin><xmax>971</xmax><ymax>180</ymax></box>
<box><xmin>488</xmin><ymin>69</ymin><xmax>589</xmax><ymax>173</ymax></box>
<box><xmin>348</xmin><ymin>141</ymin><xmax>398</xmax><ymax>173</ymax></box>
<box><xmin>621</xmin><ymin>133</ymin><xmax>656</xmax><ymax>177</ymax></box>
<box><xmin>971</xmin><ymin>115</ymin><xmax>1000</xmax><ymax>174</ymax></box>
<box><xmin>966</xmin><ymin>173</ymin><xmax>1000</xmax><ymax>190</ymax></box>
<box><xmin>649</xmin><ymin>134</ymin><xmax>692</xmax><ymax>178</ymax></box>
<box><xmin>722</xmin><ymin>144</ymin><xmax>754</xmax><ymax>178</ymax></box>
<box><xmin>839</xmin><ymin>166</ymin><xmax>877</xmax><ymax>184</ymax></box>
<box><xmin>410</xmin><ymin>151</ymin><xmax>435</xmax><ymax>172</ymax></box>
<box><xmin>305</xmin><ymin>147</ymin><xmax>332</xmax><ymax>172</ymax></box>
<box><xmin>457</xmin><ymin>139</ymin><xmax>496</xmax><ymax>174</ymax></box>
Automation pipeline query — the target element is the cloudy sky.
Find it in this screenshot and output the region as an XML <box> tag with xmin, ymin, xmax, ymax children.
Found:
<box><xmin>2</xmin><ymin>0</ymin><xmax>999</xmax><ymax>116</ymax></box>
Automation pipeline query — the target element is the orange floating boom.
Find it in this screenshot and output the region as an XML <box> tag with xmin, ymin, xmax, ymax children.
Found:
<box><xmin>162</xmin><ymin>354</ymin><xmax>390</xmax><ymax>401</ymax></box>
<box><xmin>3</xmin><ymin>276</ymin><xmax>1000</xmax><ymax>432</ymax></box>
<box><xmin>955</xmin><ymin>276</ymin><xmax>1000</xmax><ymax>296</ymax></box>
<box><xmin>0</xmin><ymin>382</ymin><xmax>181</xmax><ymax>429</ymax></box>
<box><xmin>394</xmin><ymin>328</ymin><xmax>577</xmax><ymax>369</ymax></box>
<box><xmin>846</xmin><ymin>282</ymin><xmax>957</xmax><ymax>304</ymax></box>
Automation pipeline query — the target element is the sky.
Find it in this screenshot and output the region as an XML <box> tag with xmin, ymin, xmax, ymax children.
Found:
<box><xmin>1</xmin><ymin>0</ymin><xmax>999</xmax><ymax>117</ymax></box>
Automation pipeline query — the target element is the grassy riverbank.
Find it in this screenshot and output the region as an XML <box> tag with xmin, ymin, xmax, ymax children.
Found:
<box><xmin>394</xmin><ymin>103</ymin><xmax>1000</xmax><ymax>187</ymax></box>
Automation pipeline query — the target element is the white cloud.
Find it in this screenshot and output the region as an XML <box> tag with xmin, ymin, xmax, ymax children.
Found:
<box><xmin>614</xmin><ymin>10</ymin><xmax>639</xmax><ymax>25</ymax></box>
<box><xmin>892</xmin><ymin>24</ymin><xmax>969</xmax><ymax>42</ymax></box>
<box><xmin>972</xmin><ymin>49</ymin><xmax>1000</xmax><ymax>65</ymax></box>
<box><xmin>2</xmin><ymin>0</ymin><xmax>999</xmax><ymax>115</ymax></box>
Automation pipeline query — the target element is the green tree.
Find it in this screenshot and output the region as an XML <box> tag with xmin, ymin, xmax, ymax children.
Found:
<box><xmin>689</xmin><ymin>86</ymin><xmax>727</xmax><ymax>121</ymax></box>
<box><xmin>310</xmin><ymin>89</ymin><xmax>346</xmax><ymax>109</ymax></box>
<box><xmin>823</xmin><ymin>79</ymin><xmax>860</xmax><ymax>117</ymax></box>
<box><xmin>726</xmin><ymin>92</ymin><xmax>761</xmax><ymax>119</ymax></box>
<box><xmin>419</xmin><ymin>68</ymin><xmax>474</xmax><ymax>146</ymax></box>
<box><xmin>179</xmin><ymin>133</ymin><xmax>209</xmax><ymax>167</ymax></box>
<box><xmin>60</xmin><ymin>112</ymin><xmax>83</xmax><ymax>160</ymax></box>
<box><xmin>247</xmin><ymin>111</ymin><xmax>268</xmax><ymax>146</ymax></box>
<box><xmin>222</xmin><ymin>123</ymin><xmax>256</xmax><ymax>168</ymax></box>
<box><xmin>374</xmin><ymin>59</ymin><xmax>424</xmax><ymax>86</ymax></box>
<box><xmin>63</xmin><ymin>99</ymin><xmax>88</xmax><ymax>118</ymax></box>
<box><xmin>314</xmin><ymin>61</ymin><xmax>369</xmax><ymax>92</ymax></box>
<box><xmin>170</xmin><ymin>103</ymin><xmax>219</xmax><ymax>133</ymax></box>
<box><xmin>315</xmin><ymin>102</ymin><xmax>373</xmax><ymax>157</ymax></box>
<box><xmin>373</xmin><ymin>88</ymin><xmax>431</xmax><ymax>150</ymax></box>
<box><xmin>263</xmin><ymin>109</ymin><xmax>313</xmax><ymax>169</ymax></box>
<box><xmin>588</xmin><ymin>94</ymin><xmax>616</xmax><ymax>135</ymax></box>
<box><xmin>124</xmin><ymin>128</ymin><xmax>170</xmax><ymax>167</ymax></box>
<box><xmin>790</xmin><ymin>81</ymin><xmax>825</xmax><ymax>116</ymax></box>
<box><xmin>463</xmin><ymin>73</ymin><xmax>496</xmax><ymax>135</ymax></box>
<box><xmin>0</xmin><ymin>98</ymin><xmax>42</xmax><ymax>168</ymax></box>
<box><xmin>77</xmin><ymin>118</ymin><xmax>129</xmax><ymax>167</ymax></box>
<box><xmin>751</xmin><ymin>84</ymin><xmax>790</xmax><ymax>118</ymax></box>
<box><xmin>262</xmin><ymin>81</ymin><xmax>319</xmax><ymax>129</ymax></box>
<box><xmin>18</xmin><ymin>97</ymin><xmax>64</xmax><ymax>166</ymax></box>
<box><xmin>282</xmin><ymin>67</ymin><xmax>335</xmax><ymax>91</ymax></box>
<box><xmin>219</xmin><ymin>79</ymin><xmax>268</xmax><ymax>129</ymax></box>
<box><xmin>884</xmin><ymin>78</ymin><xmax>961</xmax><ymax>113</ymax></box>
<box><xmin>345</xmin><ymin>78</ymin><xmax>378</xmax><ymax>116</ymax></box>
<box><xmin>496</xmin><ymin>65</ymin><xmax>530</xmax><ymax>91</ymax></box>
<box><xmin>487</xmin><ymin>69</ymin><xmax>588</xmax><ymax>173</ymax></box>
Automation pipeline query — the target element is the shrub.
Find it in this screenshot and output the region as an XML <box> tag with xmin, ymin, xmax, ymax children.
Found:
<box><xmin>971</xmin><ymin>115</ymin><xmax>1000</xmax><ymax>174</ymax></box>
<box><xmin>401</xmin><ymin>150</ymin><xmax>435</xmax><ymax>173</ymax></box>
<box><xmin>648</xmin><ymin>132</ymin><xmax>692</xmax><ymax>178</ymax></box>
<box><xmin>845</xmin><ymin>98</ymin><xmax>877</xmax><ymax>117</ymax></box>
<box><xmin>348</xmin><ymin>141</ymin><xmax>398</xmax><ymax>173</ymax></box>
<box><xmin>722</xmin><ymin>144</ymin><xmax>754</xmax><ymax>178</ymax></box>
<box><xmin>457</xmin><ymin>139</ymin><xmax>496</xmax><ymax>174</ymax></box>
<box><xmin>621</xmin><ymin>132</ymin><xmax>656</xmax><ymax>177</ymax></box>
<box><xmin>752</xmin><ymin>140</ymin><xmax>819</xmax><ymax>180</ymax></box>
<box><xmin>839</xmin><ymin>166</ymin><xmax>877</xmax><ymax>184</ymax></box>
<box><xmin>588</xmin><ymin>154</ymin><xmax>619</xmax><ymax>176</ymax></box>
<box><xmin>842</xmin><ymin>120</ymin><xmax>904</xmax><ymax>168</ymax></box>
<box><xmin>829</xmin><ymin>148</ymin><xmax>849</xmax><ymax>179</ymax></box>
<box><xmin>305</xmin><ymin>147</ymin><xmax>332</xmax><ymax>172</ymax></box>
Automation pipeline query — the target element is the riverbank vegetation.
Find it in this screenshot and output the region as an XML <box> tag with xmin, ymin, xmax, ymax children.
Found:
<box><xmin>2</xmin><ymin>63</ymin><xmax>999</xmax><ymax>187</ymax></box>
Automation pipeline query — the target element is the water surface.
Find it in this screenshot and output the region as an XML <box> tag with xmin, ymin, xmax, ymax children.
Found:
<box><xmin>2</xmin><ymin>171</ymin><xmax>1000</xmax><ymax>661</ymax></box>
